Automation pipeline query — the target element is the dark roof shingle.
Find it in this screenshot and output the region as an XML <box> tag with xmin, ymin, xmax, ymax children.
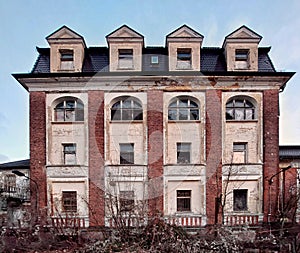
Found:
<box><xmin>31</xmin><ymin>46</ymin><xmax>276</xmax><ymax>74</ymax></box>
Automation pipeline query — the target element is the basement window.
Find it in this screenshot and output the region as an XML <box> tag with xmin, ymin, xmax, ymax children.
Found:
<box><xmin>177</xmin><ymin>190</ymin><xmax>191</xmax><ymax>212</ymax></box>
<box><xmin>62</xmin><ymin>191</ymin><xmax>77</xmax><ymax>213</ymax></box>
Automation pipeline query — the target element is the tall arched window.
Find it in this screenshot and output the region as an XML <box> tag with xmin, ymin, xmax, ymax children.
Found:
<box><xmin>226</xmin><ymin>97</ymin><xmax>256</xmax><ymax>120</ymax></box>
<box><xmin>54</xmin><ymin>98</ymin><xmax>84</xmax><ymax>122</ymax></box>
<box><xmin>111</xmin><ymin>97</ymin><xmax>143</xmax><ymax>121</ymax></box>
<box><xmin>168</xmin><ymin>97</ymin><xmax>199</xmax><ymax>121</ymax></box>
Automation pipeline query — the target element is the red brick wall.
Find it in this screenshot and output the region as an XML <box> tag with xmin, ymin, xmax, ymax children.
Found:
<box><xmin>29</xmin><ymin>92</ymin><xmax>47</xmax><ymax>214</ymax></box>
<box><xmin>263</xmin><ymin>89</ymin><xmax>280</xmax><ymax>222</ymax></box>
<box><xmin>147</xmin><ymin>90</ymin><xmax>164</xmax><ymax>214</ymax></box>
<box><xmin>205</xmin><ymin>89</ymin><xmax>222</xmax><ymax>225</ymax></box>
<box><xmin>88</xmin><ymin>90</ymin><xmax>105</xmax><ymax>226</ymax></box>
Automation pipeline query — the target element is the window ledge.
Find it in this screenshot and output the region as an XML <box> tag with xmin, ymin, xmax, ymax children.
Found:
<box><xmin>110</xmin><ymin>120</ymin><xmax>143</xmax><ymax>123</ymax></box>
<box><xmin>51</xmin><ymin>121</ymin><xmax>85</xmax><ymax>124</ymax></box>
<box><xmin>168</xmin><ymin>120</ymin><xmax>201</xmax><ymax>123</ymax></box>
<box><xmin>226</xmin><ymin>119</ymin><xmax>258</xmax><ymax>123</ymax></box>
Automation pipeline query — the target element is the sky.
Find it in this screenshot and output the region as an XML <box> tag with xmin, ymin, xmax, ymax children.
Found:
<box><xmin>0</xmin><ymin>0</ymin><xmax>299</xmax><ymax>163</ymax></box>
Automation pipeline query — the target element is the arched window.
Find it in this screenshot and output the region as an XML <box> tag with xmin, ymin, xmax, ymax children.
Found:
<box><xmin>226</xmin><ymin>97</ymin><xmax>256</xmax><ymax>120</ymax></box>
<box><xmin>168</xmin><ymin>97</ymin><xmax>199</xmax><ymax>121</ymax></box>
<box><xmin>54</xmin><ymin>98</ymin><xmax>84</xmax><ymax>122</ymax></box>
<box><xmin>111</xmin><ymin>97</ymin><xmax>143</xmax><ymax>121</ymax></box>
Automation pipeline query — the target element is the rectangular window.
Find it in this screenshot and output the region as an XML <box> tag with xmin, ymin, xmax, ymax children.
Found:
<box><xmin>118</xmin><ymin>49</ymin><xmax>133</xmax><ymax>69</ymax></box>
<box><xmin>4</xmin><ymin>174</ymin><xmax>16</xmax><ymax>192</ymax></box>
<box><xmin>151</xmin><ymin>55</ymin><xmax>159</xmax><ymax>64</ymax></box>
<box><xmin>63</xmin><ymin>144</ymin><xmax>76</xmax><ymax>165</ymax></box>
<box><xmin>235</xmin><ymin>49</ymin><xmax>249</xmax><ymax>69</ymax></box>
<box><xmin>62</xmin><ymin>191</ymin><xmax>77</xmax><ymax>212</ymax></box>
<box><xmin>233</xmin><ymin>143</ymin><xmax>247</xmax><ymax>163</ymax></box>
<box><xmin>60</xmin><ymin>49</ymin><xmax>74</xmax><ymax>70</ymax></box>
<box><xmin>177</xmin><ymin>143</ymin><xmax>191</xmax><ymax>164</ymax></box>
<box><xmin>177</xmin><ymin>48</ymin><xmax>191</xmax><ymax>69</ymax></box>
<box><xmin>177</xmin><ymin>190</ymin><xmax>191</xmax><ymax>212</ymax></box>
<box><xmin>120</xmin><ymin>191</ymin><xmax>134</xmax><ymax>212</ymax></box>
<box><xmin>120</xmin><ymin>143</ymin><xmax>134</xmax><ymax>164</ymax></box>
<box><xmin>233</xmin><ymin>189</ymin><xmax>248</xmax><ymax>211</ymax></box>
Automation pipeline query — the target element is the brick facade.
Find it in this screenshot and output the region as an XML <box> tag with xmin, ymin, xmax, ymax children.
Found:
<box><xmin>147</xmin><ymin>90</ymin><xmax>164</xmax><ymax>214</ymax></box>
<box><xmin>88</xmin><ymin>90</ymin><xmax>105</xmax><ymax>226</ymax></box>
<box><xmin>263</xmin><ymin>89</ymin><xmax>280</xmax><ymax>222</ymax></box>
<box><xmin>205</xmin><ymin>89</ymin><xmax>222</xmax><ymax>224</ymax></box>
<box><xmin>29</xmin><ymin>92</ymin><xmax>47</xmax><ymax>215</ymax></box>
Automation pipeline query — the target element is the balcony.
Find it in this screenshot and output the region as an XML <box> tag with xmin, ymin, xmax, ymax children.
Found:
<box><xmin>105</xmin><ymin>215</ymin><xmax>204</xmax><ymax>228</ymax></box>
<box><xmin>224</xmin><ymin>214</ymin><xmax>262</xmax><ymax>226</ymax></box>
<box><xmin>0</xmin><ymin>185</ymin><xmax>30</xmax><ymax>202</ymax></box>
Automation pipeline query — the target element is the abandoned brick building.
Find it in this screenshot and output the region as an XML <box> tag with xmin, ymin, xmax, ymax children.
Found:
<box><xmin>12</xmin><ymin>24</ymin><xmax>296</xmax><ymax>227</ymax></box>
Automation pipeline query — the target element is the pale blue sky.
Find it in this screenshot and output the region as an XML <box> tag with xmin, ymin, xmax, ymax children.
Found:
<box><xmin>0</xmin><ymin>0</ymin><xmax>299</xmax><ymax>162</ymax></box>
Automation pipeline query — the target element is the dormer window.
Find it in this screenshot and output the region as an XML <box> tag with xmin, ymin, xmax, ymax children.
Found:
<box><xmin>60</xmin><ymin>49</ymin><xmax>74</xmax><ymax>70</ymax></box>
<box><xmin>235</xmin><ymin>49</ymin><xmax>249</xmax><ymax>69</ymax></box>
<box><xmin>118</xmin><ymin>49</ymin><xmax>133</xmax><ymax>69</ymax></box>
<box><xmin>177</xmin><ymin>48</ymin><xmax>192</xmax><ymax>69</ymax></box>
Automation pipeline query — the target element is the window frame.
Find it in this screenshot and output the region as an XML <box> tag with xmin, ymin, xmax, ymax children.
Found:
<box><xmin>176</xmin><ymin>48</ymin><xmax>192</xmax><ymax>69</ymax></box>
<box><xmin>177</xmin><ymin>190</ymin><xmax>191</xmax><ymax>212</ymax></box>
<box><xmin>233</xmin><ymin>189</ymin><xmax>248</xmax><ymax>212</ymax></box>
<box><xmin>151</xmin><ymin>55</ymin><xmax>159</xmax><ymax>65</ymax></box>
<box><xmin>235</xmin><ymin>49</ymin><xmax>249</xmax><ymax>69</ymax></box>
<box><xmin>226</xmin><ymin>98</ymin><xmax>256</xmax><ymax>121</ymax></box>
<box><xmin>60</xmin><ymin>49</ymin><xmax>74</xmax><ymax>70</ymax></box>
<box><xmin>118</xmin><ymin>49</ymin><xmax>133</xmax><ymax>69</ymax></box>
<box><xmin>168</xmin><ymin>97</ymin><xmax>200</xmax><ymax>121</ymax></box>
<box><xmin>4</xmin><ymin>174</ymin><xmax>16</xmax><ymax>192</ymax></box>
<box><xmin>54</xmin><ymin>99</ymin><xmax>84</xmax><ymax>122</ymax></box>
<box><xmin>232</xmin><ymin>142</ymin><xmax>248</xmax><ymax>164</ymax></box>
<box><xmin>63</xmin><ymin>143</ymin><xmax>77</xmax><ymax>165</ymax></box>
<box><xmin>120</xmin><ymin>143</ymin><xmax>134</xmax><ymax>165</ymax></box>
<box><xmin>119</xmin><ymin>190</ymin><xmax>135</xmax><ymax>212</ymax></box>
<box><xmin>177</xmin><ymin>143</ymin><xmax>191</xmax><ymax>164</ymax></box>
<box><xmin>62</xmin><ymin>191</ymin><xmax>77</xmax><ymax>213</ymax></box>
<box><xmin>111</xmin><ymin>97</ymin><xmax>143</xmax><ymax>121</ymax></box>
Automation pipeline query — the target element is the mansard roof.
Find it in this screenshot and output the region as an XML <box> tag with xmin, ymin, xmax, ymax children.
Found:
<box><xmin>31</xmin><ymin>46</ymin><xmax>275</xmax><ymax>73</ymax></box>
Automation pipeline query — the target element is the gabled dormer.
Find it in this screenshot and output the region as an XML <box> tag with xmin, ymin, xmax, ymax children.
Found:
<box><xmin>106</xmin><ymin>25</ymin><xmax>144</xmax><ymax>72</ymax></box>
<box><xmin>166</xmin><ymin>25</ymin><xmax>203</xmax><ymax>71</ymax></box>
<box><xmin>223</xmin><ymin>25</ymin><xmax>262</xmax><ymax>71</ymax></box>
<box><xmin>46</xmin><ymin>26</ymin><xmax>86</xmax><ymax>73</ymax></box>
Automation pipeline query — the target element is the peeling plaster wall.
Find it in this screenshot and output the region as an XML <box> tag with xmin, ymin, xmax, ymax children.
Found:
<box><xmin>222</xmin><ymin>92</ymin><xmax>263</xmax><ymax>164</ymax></box>
<box><xmin>105</xmin><ymin>92</ymin><xmax>147</xmax><ymax>165</ymax></box>
<box><xmin>46</xmin><ymin>93</ymin><xmax>88</xmax><ymax>166</ymax></box>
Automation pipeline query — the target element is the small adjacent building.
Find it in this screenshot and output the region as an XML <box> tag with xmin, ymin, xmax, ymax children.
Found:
<box><xmin>0</xmin><ymin>159</ymin><xmax>30</xmax><ymax>227</ymax></box>
<box><xmin>12</xmin><ymin>24</ymin><xmax>295</xmax><ymax>228</ymax></box>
